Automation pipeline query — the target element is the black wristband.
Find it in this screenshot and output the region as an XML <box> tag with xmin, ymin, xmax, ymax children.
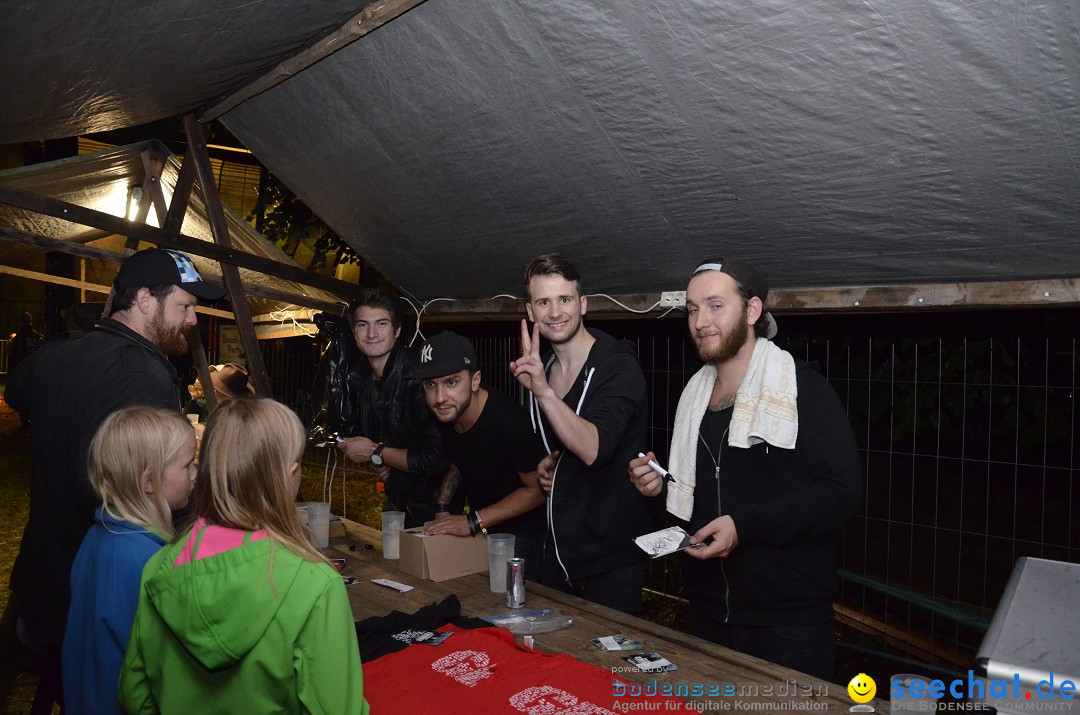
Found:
<box><xmin>435</xmin><ymin>502</ymin><xmax>449</xmax><ymax>514</ymax></box>
<box><xmin>467</xmin><ymin>511</ymin><xmax>479</xmax><ymax>537</ymax></box>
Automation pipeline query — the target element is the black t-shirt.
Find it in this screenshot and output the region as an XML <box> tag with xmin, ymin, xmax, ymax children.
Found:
<box><xmin>440</xmin><ymin>387</ymin><xmax>546</xmax><ymax>538</ymax></box>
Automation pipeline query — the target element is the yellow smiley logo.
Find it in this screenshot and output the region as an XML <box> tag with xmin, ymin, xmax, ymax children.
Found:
<box><xmin>848</xmin><ymin>673</ymin><xmax>877</xmax><ymax>703</ymax></box>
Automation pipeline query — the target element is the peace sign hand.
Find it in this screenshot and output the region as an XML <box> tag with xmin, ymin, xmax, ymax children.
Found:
<box><xmin>510</xmin><ymin>319</ymin><xmax>551</xmax><ymax>398</ymax></box>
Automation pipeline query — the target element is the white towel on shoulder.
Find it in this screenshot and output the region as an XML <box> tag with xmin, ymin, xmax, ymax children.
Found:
<box><xmin>666</xmin><ymin>338</ymin><xmax>798</xmax><ymax>521</ymax></box>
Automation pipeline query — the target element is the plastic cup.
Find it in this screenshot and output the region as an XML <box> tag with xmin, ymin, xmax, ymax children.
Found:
<box><xmin>295</xmin><ymin>504</ymin><xmax>310</xmax><ymax>529</ymax></box>
<box><xmin>381</xmin><ymin>511</ymin><xmax>405</xmax><ymax>559</ymax></box>
<box><xmin>305</xmin><ymin>501</ymin><xmax>331</xmax><ymax>548</ymax></box>
<box><xmin>488</xmin><ymin>533</ymin><xmax>516</xmax><ymax>593</ymax></box>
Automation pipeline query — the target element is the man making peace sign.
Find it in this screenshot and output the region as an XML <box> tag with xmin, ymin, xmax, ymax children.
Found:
<box><xmin>511</xmin><ymin>254</ymin><xmax>652</xmax><ymax>615</ymax></box>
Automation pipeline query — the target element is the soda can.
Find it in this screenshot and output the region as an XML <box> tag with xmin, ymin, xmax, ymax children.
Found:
<box><xmin>506</xmin><ymin>558</ymin><xmax>526</xmax><ymax>608</ymax></box>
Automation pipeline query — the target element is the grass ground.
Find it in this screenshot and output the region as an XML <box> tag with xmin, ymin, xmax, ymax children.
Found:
<box><xmin>297</xmin><ymin>445</ymin><xmax>385</xmax><ymax>530</ymax></box>
<box><xmin>0</xmin><ymin>385</ymin><xmax>41</xmax><ymax>713</ymax></box>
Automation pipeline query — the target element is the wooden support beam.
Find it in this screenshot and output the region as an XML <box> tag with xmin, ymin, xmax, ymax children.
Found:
<box><xmin>188</xmin><ymin>326</ymin><xmax>218</xmax><ymax>414</ymax></box>
<box><xmin>139</xmin><ymin>149</ymin><xmax>169</xmax><ymax>228</ymax></box>
<box><xmin>0</xmin><ymin>185</ymin><xmax>360</xmax><ymax>300</ymax></box>
<box><xmin>163</xmin><ymin>151</ymin><xmax>197</xmax><ymax>234</ymax></box>
<box><xmin>834</xmin><ymin>604</ymin><xmax>970</xmax><ymax>670</ymax></box>
<box><xmin>769</xmin><ymin>278</ymin><xmax>1080</xmax><ymax>312</ymax></box>
<box><xmin>183</xmin><ymin>115</ymin><xmax>272</xmax><ymax>397</ymax></box>
<box><xmin>0</xmin><ymin>226</ymin><xmax>126</xmax><ymax>263</ymax></box>
<box><xmin>0</xmin><ymin>226</ymin><xmax>345</xmax><ymax>314</ymax></box>
<box><xmin>200</xmin><ymin>0</ymin><xmax>429</xmax><ymax>120</ymax></box>
<box><xmin>0</xmin><ymin>263</ymin><xmax>233</xmax><ymax>319</ymax></box>
<box><xmin>415</xmin><ymin>278</ymin><xmax>1080</xmax><ymax>320</ymax></box>
<box><xmin>255</xmin><ymin>323</ymin><xmax>319</xmax><ymax>340</ymax></box>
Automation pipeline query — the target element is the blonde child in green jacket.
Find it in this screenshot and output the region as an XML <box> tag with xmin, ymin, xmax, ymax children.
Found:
<box><xmin>120</xmin><ymin>397</ymin><xmax>369</xmax><ymax>714</ymax></box>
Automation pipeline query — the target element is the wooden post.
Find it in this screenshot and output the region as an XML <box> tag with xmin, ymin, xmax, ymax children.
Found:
<box><xmin>103</xmin><ymin>150</ymin><xmax>177</xmax><ymax>319</ymax></box>
<box><xmin>163</xmin><ymin>151</ymin><xmax>198</xmax><ymax>235</ymax></box>
<box><xmin>139</xmin><ymin>149</ymin><xmax>169</xmax><ymax>228</ymax></box>
<box><xmin>188</xmin><ymin>324</ymin><xmax>218</xmax><ymax>414</ymax></box>
<box><xmin>181</xmin><ymin>114</ymin><xmax>273</xmax><ymax>397</ymax></box>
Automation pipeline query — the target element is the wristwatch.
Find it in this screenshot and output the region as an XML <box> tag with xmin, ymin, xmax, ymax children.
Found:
<box><xmin>370</xmin><ymin>442</ymin><xmax>385</xmax><ymax>466</ymax></box>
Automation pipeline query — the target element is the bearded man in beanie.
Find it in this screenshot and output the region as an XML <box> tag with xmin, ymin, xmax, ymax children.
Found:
<box><xmin>629</xmin><ymin>257</ymin><xmax>862</xmax><ymax>680</ymax></box>
<box><xmin>6</xmin><ymin>248</ymin><xmax>223</xmax><ymax>707</ymax></box>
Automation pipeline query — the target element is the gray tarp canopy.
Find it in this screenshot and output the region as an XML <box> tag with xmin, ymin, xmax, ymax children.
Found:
<box><xmin>2</xmin><ymin>0</ymin><xmax>1079</xmax><ymax>306</ymax></box>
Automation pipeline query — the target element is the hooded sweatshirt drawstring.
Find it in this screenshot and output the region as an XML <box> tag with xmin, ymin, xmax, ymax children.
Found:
<box><xmin>528</xmin><ymin>354</ymin><xmax>559</xmax><ymax>455</ymax></box>
<box><xmin>535</xmin><ymin>363</ymin><xmax>596</xmax><ymax>586</ymax></box>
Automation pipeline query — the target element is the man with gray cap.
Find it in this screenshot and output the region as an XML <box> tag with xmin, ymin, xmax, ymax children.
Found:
<box><xmin>409</xmin><ymin>331</ymin><xmax>547</xmax><ymax>579</ymax></box>
<box><xmin>6</xmin><ymin>248</ymin><xmax>224</xmax><ymax>705</ymax></box>
<box><xmin>628</xmin><ymin>257</ymin><xmax>862</xmax><ymax>680</ymax></box>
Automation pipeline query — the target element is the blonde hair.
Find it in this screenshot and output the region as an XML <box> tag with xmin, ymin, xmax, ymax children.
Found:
<box><xmin>194</xmin><ymin>397</ymin><xmax>324</xmax><ymax>563</ymax></box>
<box><xmin>88</xmin><ymin>405</ymin><xmax>194</xmax><ymax>538</ymax></box>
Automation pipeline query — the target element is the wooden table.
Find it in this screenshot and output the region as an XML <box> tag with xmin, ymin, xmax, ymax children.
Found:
<box><xmin>328</xmin><ymin>519</ymin><xmax>884</xmax><ymax>712</ymax></box>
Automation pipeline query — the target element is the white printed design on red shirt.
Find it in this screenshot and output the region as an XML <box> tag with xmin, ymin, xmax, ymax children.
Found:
<box><xmin>509</xmin><ymin>685</ymin><xmax>616</xmax><ymax>715</ymax></box>
<box><xmin>431</xmin><ymin>650</ymin><xmax>494</xmax><ymax>688</ymax></box>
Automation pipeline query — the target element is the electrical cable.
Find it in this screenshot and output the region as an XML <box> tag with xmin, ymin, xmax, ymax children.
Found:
<box><xmin>585</xmin><ymin>293</ymin><xmax>662</xmax><ymax>314</ymax></box>
<box><xmin>376</xmin><ymin>288</ymin><xmax>680</xmax><ymax>346</ymax></box>
<box><xmin>266</xmin><ymin>306</ymin><xmax>318</xmax><ymax>336</ymax></box>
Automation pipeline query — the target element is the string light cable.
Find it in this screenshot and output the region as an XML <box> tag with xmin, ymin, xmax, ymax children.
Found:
<box><xmin>266</xmin><ymin>306</ymin><xmax>318</xmax><ymax>337</ymax></box>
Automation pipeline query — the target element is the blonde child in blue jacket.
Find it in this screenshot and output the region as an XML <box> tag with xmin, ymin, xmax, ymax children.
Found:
<box><xmin>62</xmin><ymin>406</ymin><xmax>196</xmax><ymax>715</ymax></box>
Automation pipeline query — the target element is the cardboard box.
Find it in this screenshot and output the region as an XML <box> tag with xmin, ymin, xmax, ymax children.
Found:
<box><xmin>399</xmin><ymin>528</ymin><xmax>489</xmax><ymax>582</ymax></box>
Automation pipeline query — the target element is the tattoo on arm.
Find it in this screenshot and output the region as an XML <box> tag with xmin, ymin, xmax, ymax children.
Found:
<box><xmin>437</xmin><ymin>465</ymin><xmax>462</xmax><ymax>505</ymax></box>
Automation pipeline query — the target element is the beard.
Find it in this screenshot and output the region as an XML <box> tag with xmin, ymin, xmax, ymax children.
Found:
<box><xmin>694</xmin><ymin>313</ymin><xmax>748</xmax><ymax>365</ymax></box>
<box><xmin>433</xmin><ymin>392</ymin><xmax>472</xmax><ymax>424</ymax></box>
<box><xmin>148</xmin><ymin>307</ymin><xmax>191</xmax><ymax>356</ymax></box>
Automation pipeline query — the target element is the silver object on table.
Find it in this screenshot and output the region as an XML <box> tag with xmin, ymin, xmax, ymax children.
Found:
<box><xmin>506</xmin><ymin>558</ymin><xmax>526</xmax><ymax>608</ymax></box>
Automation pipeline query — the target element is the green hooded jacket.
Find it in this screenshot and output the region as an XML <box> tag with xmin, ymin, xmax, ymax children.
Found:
<box><xmin>120</xmin><ymin>528</ymin><xmax>369</xmax><ymax>714</ymax></box>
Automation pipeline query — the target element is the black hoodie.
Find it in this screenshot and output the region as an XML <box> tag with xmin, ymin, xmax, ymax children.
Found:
<box><xmin>527</xmin><ymin>328</ymin><xmax>652</xmax><ymax>584</ymax></box>
<box><xmin>344</xmin><ymin>340</ymin><xmax>449</xmax><ymax>517</ymax></box>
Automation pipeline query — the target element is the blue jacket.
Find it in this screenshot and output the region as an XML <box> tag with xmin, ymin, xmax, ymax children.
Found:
<box><xmin>62</xmin><ymin>508</ymin><xmax>167</xmax><ymax>715</ymax></box>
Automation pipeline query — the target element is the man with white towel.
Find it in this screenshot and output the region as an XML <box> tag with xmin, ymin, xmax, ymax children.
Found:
<box><xmin>628</xmin><ymin>257</ymin><xmax>862</xmax><ymax>680</ymax></box>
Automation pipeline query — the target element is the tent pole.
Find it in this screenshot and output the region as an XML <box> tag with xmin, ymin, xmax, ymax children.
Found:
<box><xmin>182</xmin><ymin>114</ymin><xmax>273</xmax><ymax>398</ymax></box>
